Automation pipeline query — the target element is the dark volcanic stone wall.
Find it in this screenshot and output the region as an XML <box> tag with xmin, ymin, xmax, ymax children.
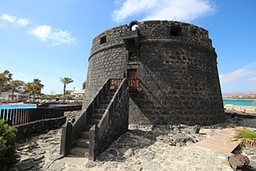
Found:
<box><xmin>94</xmin><ymin>89</ymin><xmax>129</xmax><ymax>158</ymax></box>
<box><xmin>83</xmin><ymin>25</ymin><xmax>128</xmax><ymax>108</ymax></box>
<box><xmin>84</xmin><ymin>20</ymin><xmax>225</xmax><ymax>125</ymax></box>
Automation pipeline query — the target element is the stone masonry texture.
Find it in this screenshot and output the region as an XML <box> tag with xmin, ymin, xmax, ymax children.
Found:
<box><xmin>83</xmin><ymin>20</ymin><xmax>225</xmax><ymax>126</ymax></box>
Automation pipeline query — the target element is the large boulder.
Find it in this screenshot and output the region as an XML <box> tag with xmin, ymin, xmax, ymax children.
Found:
<box><xmin>228</xmin><ymin>154</ymin><xmax>250</xmax><ymax>171</ymax></box>
<box><xmin>172</xmin><ymin>133</ymin><xmax>194</xmax><ymax>146</ymax></box>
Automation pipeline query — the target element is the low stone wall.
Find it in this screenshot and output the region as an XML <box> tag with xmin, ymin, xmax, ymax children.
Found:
<box><xmin>93</xmin><ymin>89</ymin><xmax>129</xmax><ymax>159</ymax></box>
<box><xmin>15</xmin><ymin>116</ymin><xmax>66</xmax><ymax>142</ymax></box>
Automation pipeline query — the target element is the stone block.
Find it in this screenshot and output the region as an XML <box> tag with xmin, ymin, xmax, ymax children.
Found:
<box><xmin>228</xmin><ymin>154</ymin><xmax>250</xmax><ymax>171</ymax></box>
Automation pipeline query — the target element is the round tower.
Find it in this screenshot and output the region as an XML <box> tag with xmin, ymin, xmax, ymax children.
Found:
<box><xmin>83</xmin><ymin>20</ymin><xmax>225</xmax><ymax>125</ymax></box>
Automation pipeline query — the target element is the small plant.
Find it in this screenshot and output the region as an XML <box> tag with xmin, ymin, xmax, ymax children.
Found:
<box><xmin>0</xmin><ymin>119</ymin><xmax>17</xmax><ymax>171</ymax></box>
<box><xmin>229</xmin><ymin>128</ymin><xmax>256</xmax><ymax>147</ymax></box>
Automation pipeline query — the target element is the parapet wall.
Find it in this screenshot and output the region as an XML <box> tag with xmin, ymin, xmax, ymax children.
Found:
<box><xmin>90</xmin><ymin>20</ymin><xmax>212</xmax><ymax>56</ymax></box>
<box><xmin>16</xmin><ymin>116</ymin><xmax>66</xmax><ymax>142</ymax></box>
<box><xmin>93</xmin><ymin>88</ymin><xmax>129</xmax><ymax>159</ymax></box>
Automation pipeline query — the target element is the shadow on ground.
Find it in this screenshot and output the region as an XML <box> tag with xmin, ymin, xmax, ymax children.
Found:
<box><xmin>96</xmin><ymin>126</ymin><xmax>171</xmax><ymax>162</ymax></box>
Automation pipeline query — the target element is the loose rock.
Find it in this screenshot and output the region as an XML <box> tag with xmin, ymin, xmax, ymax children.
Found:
<box><xmin>228</xmin><ymin>154</ymin><xmax>250</xmax><ymax>170</ymax></box>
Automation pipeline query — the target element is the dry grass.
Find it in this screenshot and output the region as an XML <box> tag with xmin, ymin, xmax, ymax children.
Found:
<box><xmin>229</xmin><ymin>128</ymin><xmax>256</xmax><ymax>147</ymax></box>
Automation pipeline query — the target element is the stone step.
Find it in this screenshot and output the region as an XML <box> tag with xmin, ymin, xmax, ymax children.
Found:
<box><xmin>107</xmin><ymin>91</ymin><xmax>115</xmax><ymax>96</ymax></box>
<box><xmin>99</xmin><ymin>103</ymin><xmax>109</xmax><ymax>109</ymax></box>
<box><xmin>69</xmin><ymin>147</ymin><xmax>89</xmax><ymax>157</ymax></box>
<box><xmin>104</xmin><ymin>95</ymin><xmax>113</xmax><ymax>101</ymax></box>
<box><xmin>88</xmin><ymin>118</ymin><xmax>101</xmax><ymax>125</ymax></box>
<box><xmin>75</xmin><ymin>138</ymin><xmax>89</xmax><ymax>148</ymax></box>
<box><xmin>67</xmin><ymin>90</ymin><xmax>118</xmax><ymax>158</ymax></box>
<box><xmin>95</xmin><ymin>108</ymin><xmax>106</xmax><ymax>113</ymax></box>
<box><xmin>85</xmin><ymin>124</ymin><xmax>93</xmax><ymax>131</ymax></box>
<box><xmin>101</xmin><ymin>99</ymin><xmax>111</xmax><ymax>104</ymax></box>
<box><xmin>80</xmin><ymin>131</ymin><xmax>89</xmax><ymax>139</ymax></box>
<box><xmin>93</xmin><ymin>113</ymin><xmax>103</xmax><ymax>120</ymax></box>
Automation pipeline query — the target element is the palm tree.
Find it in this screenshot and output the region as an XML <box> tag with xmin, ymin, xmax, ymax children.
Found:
<box><xmin>0</xmin><ymin>70</ymin><xmax>12</xmax><ymax>94</ymax></box>
<box><xmin>9</xmin><ymin>80</ymin><xmax>25</xmax><ymax>100</ymax></box>
<box><xmin>60</xmin><ymin>77</ymin><xmax>73</xmax><ymax>101</ymax></box>
<box><xmin>25</xmin><ymin>79</ymin><xmax>44</xmax><ymax>102</ymax></box>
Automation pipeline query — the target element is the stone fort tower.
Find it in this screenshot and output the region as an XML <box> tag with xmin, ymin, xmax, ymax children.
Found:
<box><xmin>83</xmin><ymin>20</ymin><xmax>225</xmax><ymax>125</ymax></box>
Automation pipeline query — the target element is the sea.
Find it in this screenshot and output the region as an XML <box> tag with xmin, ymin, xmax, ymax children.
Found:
<box><xmin>223</xmin><ymin>99</ymin><xmax>256</xmax><ymax>106</ymax></box>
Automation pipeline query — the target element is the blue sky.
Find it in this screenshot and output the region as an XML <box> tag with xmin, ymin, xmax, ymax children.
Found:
<box><xmin>0</xmin><ymin>0</ymin><xmax>255</xmax><ymax>94</ymax></box>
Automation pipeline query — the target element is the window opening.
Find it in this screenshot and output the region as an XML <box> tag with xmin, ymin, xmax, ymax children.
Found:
<box><xmin>128</xmin><ymin>51</ymin><xmax>138</xmax><ymax>62</ymax></box>
<box><xmin>170</xmin><ymin>26</ymin><xmax>182</xmax><ymax>36</ymax></box>
<box><xmin>100</xmin><ymin>35</ymin><xmax>106</xmax><ymax>44</ymax></box>
<box><xmin>131</xmin><ymin>24</ymin><xmax>138</xmax><ymax>31</ymax></box>
<box><xmin>129</xmin><ymin>20</ymin><xmax>139</xmax><ymax>31</ymax></box>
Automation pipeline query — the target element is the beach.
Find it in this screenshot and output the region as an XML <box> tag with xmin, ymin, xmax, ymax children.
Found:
<box><xmin>224</xmin><ymin>104</ymin><xmax>256</xmax><ymax>114</ymax></box>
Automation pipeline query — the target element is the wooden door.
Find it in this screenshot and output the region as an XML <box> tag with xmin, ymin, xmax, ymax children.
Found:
<box><xmin>127</xmin><ymin>69</ymin><xmax>139</xmax><ymax>92</ymax></box>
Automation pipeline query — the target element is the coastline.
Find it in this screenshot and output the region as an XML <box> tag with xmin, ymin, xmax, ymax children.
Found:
<box><xmin>223</xmin><ymin>98</ymin><xmax>256</xmax><ymax>101</ymax></box>
<box><xmin>224</xmin><ymin>104</ymin><xmax>256</xmax><ymax>114</ymax></box>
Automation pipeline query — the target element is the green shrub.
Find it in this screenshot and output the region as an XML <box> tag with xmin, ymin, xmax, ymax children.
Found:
<box><xmin>0</xmin><ymin>119</ymin><xmax>17</xmax><ymax>171</ymax></box>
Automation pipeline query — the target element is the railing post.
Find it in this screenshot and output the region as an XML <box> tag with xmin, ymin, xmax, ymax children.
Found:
<box><xmin>8</xmin><ymin>109</ymin><xmax>11</xmax><ymax>126</ymax></box>
<box><xmin>24</xmin><ymin>109</ymin><xmax>28</xmax><ymax>123</ymax></box>
<box><xmin>0</xmin><ymin>109</ymin><xmax>3</xmax><ymax>120</ymax></box>
<box><xmin>4</xmin><ymin>109</ymin><xmax>7</xmax><ymax>121</ymax></box>
<box><xmin>60</xmin><ymin>122</ymin><xmax>73</xmax><ymax>156</ymax></box>
<box><xmin>13</xmin><ymin>109</ymin><xmax>18</xmax><ymax>126</ymax></box>
<box><xmin>27</xmin><ymin>109</ymin><xmax>32</xmax><ymax>123</ymax></box>
<box><xmin>13</xmin><ymin>109</ymin><xmax>17</xmax><ymax>126</ymax></box>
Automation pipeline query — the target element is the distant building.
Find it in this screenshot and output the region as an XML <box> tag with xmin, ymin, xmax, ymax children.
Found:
<box><xmin>242</xmin><ymin>94</ymin><xmax>256</xmax><ymax>99</ymax></box>
<box><xmin>0</xmin><ymin>92</ymin><xmax>29</xmax><ymax>102</ymax></box>
<box><xmin>68</xmin><ymin>87</ymin><xmax>85</xmax><ymax>99</ymax></box>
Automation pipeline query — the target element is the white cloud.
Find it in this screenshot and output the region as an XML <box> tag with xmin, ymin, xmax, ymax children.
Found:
<box><xmin>248</xmin><ymin>77</ymin><xmax>256</xmax><ymax>82</ymax></box>
<box><xmin>29</xmin><ymin>25</ymin><xmax>76</xmax><ymax>45</ymax></box>
<box><xmin>0</xmin><ymin>14</ymin><xmax>29</xmax><ymax>27</ymax></box>
<box><xmin>220</xmin><ymin>62</ymin><xmax>256</xmax><ymax>84</ymax></box>
<box><xmin>220</xmin><ymin>69</ymin><xmax>251</xmax><ymax>84</ymax></box>
<box><xmin>1</xmin><ymin>14</ymin><xmax>16</xmax><ymax>23</ymax></box>
<box><xmin>29</xmin><ymin>25</ymin><xmax>51</xmax><ymax>41</ymax></box>
<box><xmin>17</xmin><ymin>18</ymin><xmax>30</xmax><ymax>27</ymax></box>
<box><xmin>112</xmin><ymin>0</ymin><xmax>215</xmax><ymax>22</ymax></box>
<box><xmin>220</xmin><ymin>68</ymin><xmax>256</xmax><ymax>93</ymax></box>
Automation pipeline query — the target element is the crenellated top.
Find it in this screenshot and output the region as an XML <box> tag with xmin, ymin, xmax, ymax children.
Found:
<box><xmin>90</xmin><ymin>20</ymin><xmax>214</xmax><ymax>57</ymax></box>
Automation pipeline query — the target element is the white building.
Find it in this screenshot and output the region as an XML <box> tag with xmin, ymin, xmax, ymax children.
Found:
<box><xmin>70</xmin><ymin>87</ymin><xmax>85</xmax><ymax>99</ymax></box>
<box><xmin>0</xmin><ymin>92</ymin><xmax>29</xmax><ymax>102</ymax></box>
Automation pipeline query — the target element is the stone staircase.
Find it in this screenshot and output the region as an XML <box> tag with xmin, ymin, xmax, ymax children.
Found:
<box><xmin>68</xmin><ymin>90</ymin><xmax>116</xmax><ymax>157</ymax></box>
